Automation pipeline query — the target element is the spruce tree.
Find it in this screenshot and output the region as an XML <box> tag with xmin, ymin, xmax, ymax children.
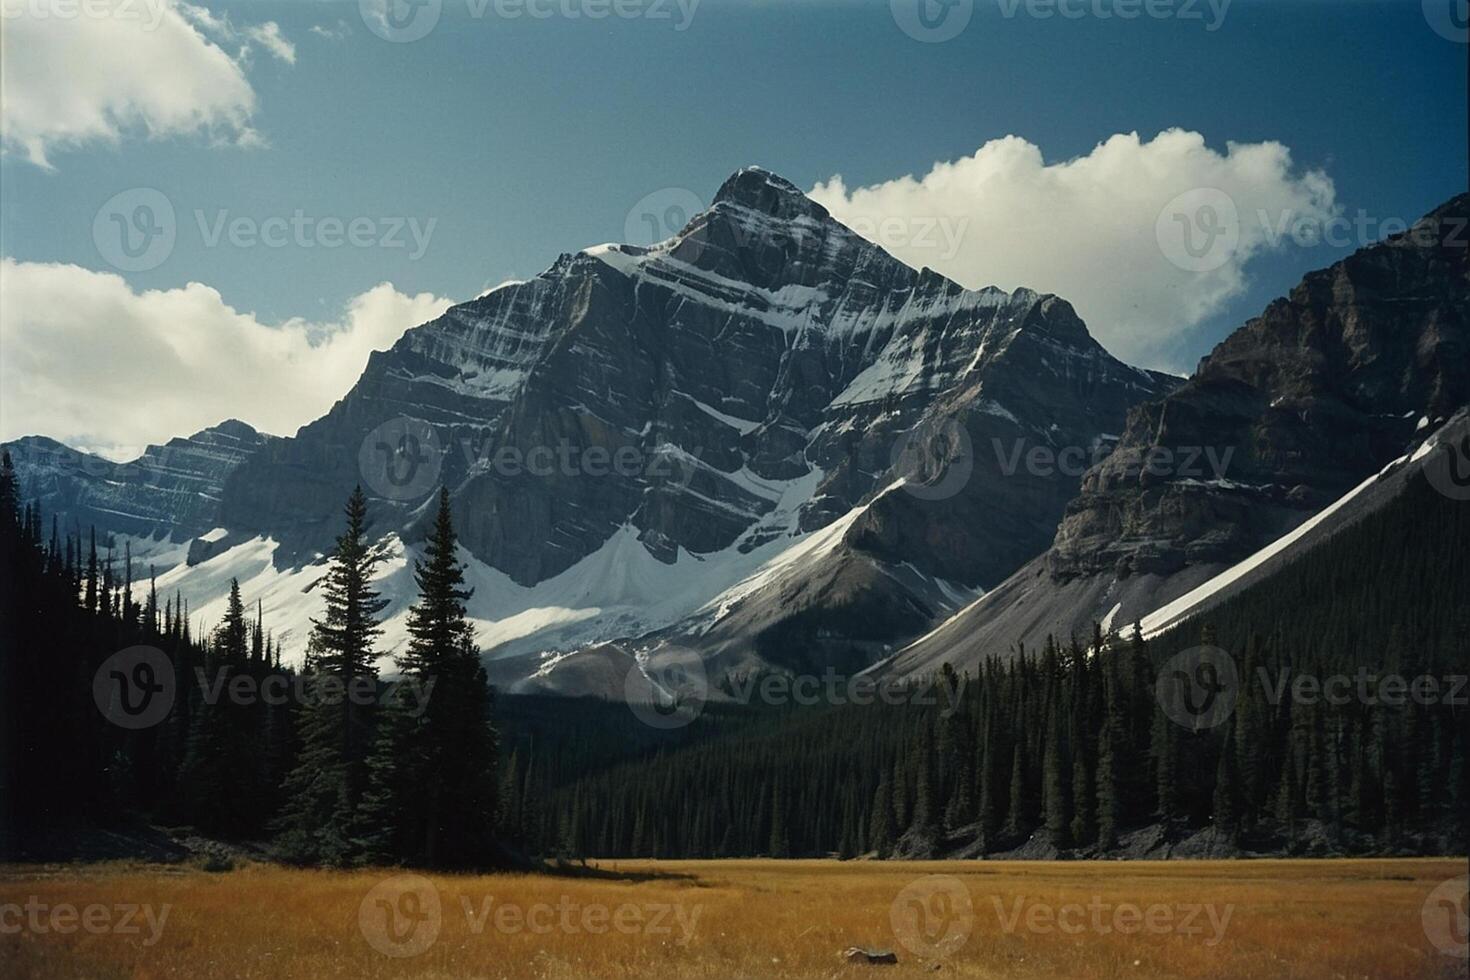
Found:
<box><xmin>1042</xmin><ymin>700</ymin><xmax>1071</xmax><ymax>846</ymax></box>
<box><xmin>869</xmin><ymin>774</ymin><xmax>894</xmax><ymax>857</ymax></box>
<box><xmin>1095</xmin><ymin>655</ymin><xmax>1126</xmax><ymax>849</ymax></box>
<box><xmin>273</xmin><ymin>487</ymin><xmax>387</xmax><ymax>865</ymax></box>
<box><xmin>383</xmin><ymin>488</ymin><xmax>500</xmax><ymax>867</ymax></box>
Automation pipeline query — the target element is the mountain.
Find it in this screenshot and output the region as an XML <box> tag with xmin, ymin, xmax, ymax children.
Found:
<box><xmin>873</xmin><ymin>192</ymin><xmax>1470</xmax><ymax>679</ymax></box>
<box><xmin>3</xmin><ymin>419</ymin><xmax>275</xmax><ymax>564</ymax></box>
<box><xmin>157</xmin><ymin>167</ymin><xmax>1173</xmax><ymax>680</ymax></box>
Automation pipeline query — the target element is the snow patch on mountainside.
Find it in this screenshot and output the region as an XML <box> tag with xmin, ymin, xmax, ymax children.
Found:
<box><xmin>1137</xmin><ymin>445</ymin><xmax>1420</xmax><ymax>639</ymax></box>
<box><xmin>158</xmin><ymin>467</ymin><xmax>930</xmax><ymax>671</ymax></box>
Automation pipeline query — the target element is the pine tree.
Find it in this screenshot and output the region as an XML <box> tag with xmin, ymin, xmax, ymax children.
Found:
<box><xmin>218</xmin><ymin>579</ymin><xmax>249</xmax><ymax>661</ymax></box>
<box><xmin>380</xmin><ymin>488</ymin><xmax>501</xmax><ymax>868</ymax></box>
<box><xmin>1151</xmin><ymin>702</ymin><xmax>1179</xmax><ymax>820</ymax></box>
<box><xmin>1004</xmin><ymin>741</ymin><xmax>1032</xmax><ymax>839</ymax></box>
<box><xmin>1214</xmin><ymin>718</ymin><xmax>1241</xmax><ymax>841</ymax></box>
<box><xmin>910</xmin><ymin>724</ymin><xmax>938</xmax><ymax>835</ymax></box>
<box><xmin>273</xmin><ymin>488</ymin><xmax>387</xmax><ymax>865</ymax></box>
<box><xmin>870</xmin><ymin>774</ymin><xmax>894</xmax><ymax>857</ymax></box>
<box><xmin>1095</xmin><ymin>654</ymin><xmax>1126</xmax><ymax>849</ymax></box>
<box><xmin>768</xmin><ymin>782</ymin><xmax>790</xmax><ymax>857</ymax></box>
<box><xmin>1042</xmin><ymin>699</ymin><xmax>1071</xmax><ymax>846</ymax></box>
<box><xmin>84</xmin><ymin>528</ymin><xmax>98</xmax><ymax>615</ymax></box>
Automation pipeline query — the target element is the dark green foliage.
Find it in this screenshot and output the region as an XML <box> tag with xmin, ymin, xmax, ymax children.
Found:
<box><xmin>362</xmin><ymin>489</ymin><xmax>500</xmax><ymax>868</ymax></box>
<box><xmin>525</xmin><ymin>475</ymin><xmax>1466</xmax><ymax>858</ymax></box>
<box><xmin>1</xmin><ymin>478</ymin><xmax>506</xmax><ymax>871</ymax></box>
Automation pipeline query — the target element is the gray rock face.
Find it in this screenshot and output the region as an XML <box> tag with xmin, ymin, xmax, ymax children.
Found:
<box><xmin>4</xmin><ymin>419</ymin><xmax>274</xmax><ymax>551</ymax></box>
<box><xmin>1048</xmin><ymin>192</ymin><xmax>1469</xmax><ymax>581</ymax></box>
<box><xmin>871</xmin><ymin>193</ymin><xmax>1469</xmax><ymax>678</ymax></box>
<box><xmin>215</xmin><ymin>168</ymin><xmax>1173</xmax><ymax>608</ymax></box>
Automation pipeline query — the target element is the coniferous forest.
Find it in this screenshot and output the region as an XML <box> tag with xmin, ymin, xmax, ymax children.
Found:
<box><xmin>0</xmin><ymin>454</ymin><xmax>501</xmax><ymax>869</ymax></box>
<box><xmin>2</xmin><ymin>450</ymin><xmax>1465</xmax><ymax>864</ymax></box>
<box><xmin>492</xmin><ymin>472</ymin><xmax>1470</xmax><ymax>862</ymax></box>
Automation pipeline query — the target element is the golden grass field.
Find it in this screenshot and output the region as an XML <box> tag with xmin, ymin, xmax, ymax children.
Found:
<box><xmin>2</xmin><ymin>858</ymin><xmax>1466</xmax><ymax>979</ymax></box>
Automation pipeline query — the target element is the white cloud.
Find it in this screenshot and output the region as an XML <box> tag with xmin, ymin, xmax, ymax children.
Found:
<box><xmin>245</xmin><ymin>22</ymin><xmax>296</xmax><ymax>64</ymax></box>
<box><xmin>309</xmin><ymin>20</ymin><xmax>351</xmax><ymax>41</ymax></box>
<box><xmin>808</xmin><ymin>130</ymin><xmax>1336</xmax><ymax>371</ymax></box>
<box><xmin>0</xmin><ymin>1</ymin><xmax>294</xmax><ymax>168</ymax></box>
<box><xmin>0</xmin><ymin>259</ymin><xmax>454</xmax><ymax>459</ymax></box>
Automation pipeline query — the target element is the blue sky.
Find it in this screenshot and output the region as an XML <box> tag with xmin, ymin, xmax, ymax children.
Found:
<box><xmin>1</xmin><ymin>0</ymin><xmax>1464</xmax><ymax>455</ymax></box>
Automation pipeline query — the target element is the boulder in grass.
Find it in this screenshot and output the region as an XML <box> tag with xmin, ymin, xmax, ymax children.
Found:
<box><xmin>841</xmin><ymin>947</ymin><xmax>898</xmax><ymax>965</ymax></box>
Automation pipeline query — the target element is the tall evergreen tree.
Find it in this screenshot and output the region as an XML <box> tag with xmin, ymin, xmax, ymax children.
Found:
<box><xmin>274</xmin><ymin>488</ymin><xmax>387</xmax><ymax>865</ymax></box>
<box><xmin>377</xmin><ymin>488</ymin><xmax>501</xmax><ymax>867</ymax></box>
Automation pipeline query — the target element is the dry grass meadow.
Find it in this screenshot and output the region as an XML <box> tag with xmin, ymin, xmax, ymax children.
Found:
<box><xmin>1</xmin><ymin>858</ymin><xmax>1465</xmax><ymax>979</ymax></box>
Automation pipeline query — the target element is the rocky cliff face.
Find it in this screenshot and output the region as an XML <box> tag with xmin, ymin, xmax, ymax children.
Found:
<box><xmin>216</xmin><ymin>168</ymin><xmax>1173</xmax><ymax>603</ymax></box>
<box><xmin>4</xmin><ymin>419</ymin><xmax>274</xmax><ymax>552</ymax></box>
<box><xmin>1049</xmin><ymin>193</ymin><xmax>1469</xmax><ymax>581</ymax></box>
<box><xmin>872</xmin><ymin>192</ymin><xmax>1469</xmax><ymax>679</ymax></box>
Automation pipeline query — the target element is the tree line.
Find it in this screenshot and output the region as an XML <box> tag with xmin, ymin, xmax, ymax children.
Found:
<box><xmin>0</xmin><ymin>452</ymin><xmax>503</xmax><ymax>869</ymax></box>
<box><xmin>3</xmin><ymin>451</ymin><xmax>1464</xmax><ymax>865</ymax></box>
<box><xmin>533</xmin><ymin>474</ymin><xmax>1468</xmax><ymax>859</ymax></box>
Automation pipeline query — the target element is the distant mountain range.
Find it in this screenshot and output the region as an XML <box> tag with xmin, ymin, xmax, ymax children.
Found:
<box><xmin>7</xmin><ymin>175</ymin><xmax>1465</xmax><ymax>697</ymax></box>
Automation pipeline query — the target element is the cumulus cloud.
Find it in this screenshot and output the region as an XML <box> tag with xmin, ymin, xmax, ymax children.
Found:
<box><xmin>0</xmin><ymin>259</ymin><xmax>453</xmax><ymax>459</ymax></box>
<box><xmin>808</xmin><ymin>130</ymin><xmax>1336</xmax><ymax>371</ymax></box>
<box><xmin>0</xmin><ymin>1</ymin><xmax>293</xmax><ymax>168</ymax></box>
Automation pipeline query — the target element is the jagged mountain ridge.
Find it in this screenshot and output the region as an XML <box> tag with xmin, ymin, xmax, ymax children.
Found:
<box><xmin>219</xmin><ymin>168</ymin><xmax>1171</xmax><ymax>585</ymax></box>
<box><xmin>873</xmin><ymin>192</ymin><xmax>1470</xmax><ymax>679</ymax></box>
<box><xmin>3</xmin><ymin>419</ymin><xmax>275</xmax><ymax>559</ymax></box>
<box><xmin>155</xmin><ymin>167</ymin><xmax>1174</xmax><ymax>676</ymax></box>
